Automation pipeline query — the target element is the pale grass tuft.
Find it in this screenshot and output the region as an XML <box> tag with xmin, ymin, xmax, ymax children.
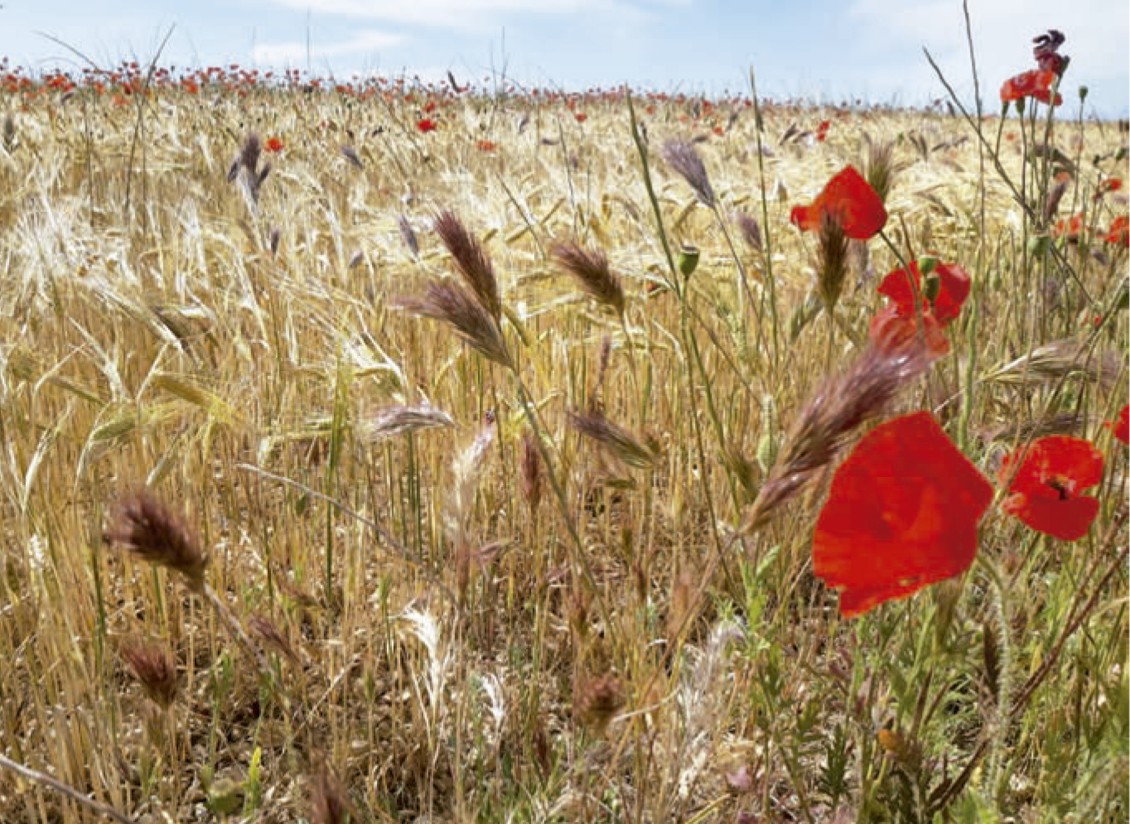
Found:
<box><xmin>399</xmin><ymin>606</ymin><xmax>453</xmax><ymax>719</ymax></box>
<box><xmin>446</xmin><ymin>412</ymin><xmax>496</xmax><ymax>544</ymax></box>
<box><xmin>103</xmin><ymin>489</ymin><xmax>208</xmax><ymax>590</ymax></box>
<box><xmin>359</xmin><ymin>404</ymin><xmax>456</xmax><ymax>442</ymax></box>
<box><xmin>674</xmin><ymin>620</ymin><xmax>744</xmax><ymax>799</ymax></box>
<box><xmin>984</xmin><ymin>339</ymin><xmax>1121</xmax><ymax>389</ymax></box>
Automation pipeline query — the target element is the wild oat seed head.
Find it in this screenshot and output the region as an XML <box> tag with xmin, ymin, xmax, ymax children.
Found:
<box><xmin>396</xmin><ymin>281</ymin><xmax>512</xmax><ymax>368</ymax></box>
<box><xmin>240</xmin><ymin>132</ymin><xmax>261</xmax><ymax>173</ymax></box>
<box><xmin>104</xmin><ymin>490</ymin><xmax>208</xmax><ymax>589</ymax></box>
<box><xmin>307</xmin><ymin>761</ymin><xmax>353</xmax><ymax>824</ymax></box>
<box><xmin>360</xmin><ymin>404</ymin><xmax>456</xmax><ymax>441</ymax></box>
<box><xmin>120</xmin><ymin>640</ymin><xmax>179</xmax><ymax>709</ymax></box>
<box><xmin>746</xmin><ymin>342</ymin><xmax>928</xmax><ymax>530</ymax></box>
<box><xmin>248</xmin><ymin>614</ymin><xmax>300</xmax><ymax>664</ymax></box>
<box><xmin>550</xmin><ymin>240</ymin><xmax>625</xmax><ymax>316</ymax></box>
<box><xmin>662</xmin><ymin>139</ymin><xmax>716</xmax><ymax>209</ymax></box>
<box><xmin>520</xmin><ymin>429</ymin><xmax>543</xmax><ymax>516</ymax></box>
<box><xmin>433</xmin><ymin>210</ymin><xmax>502</xmax><ymax>321</ymax></box>
<box><xmin>735</xmin><ymin>212</ymin><xmax>762</xmax><ymax>252</ymax></box>
<box><xmin>575</xmin><ymin>672</ymin><xmax>625</xmax><ymax>735</ymax></box>
<box><xmin>569</xmin><ymin>409</ymin><xmax>656</xmax><ymax>469</ymax></box>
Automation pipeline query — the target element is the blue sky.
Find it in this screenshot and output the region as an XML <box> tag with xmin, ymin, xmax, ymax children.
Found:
<box><xmin>1</xmin><ymin>0</ymin><xmax>1126</xmax><ymax>117</ymax></box>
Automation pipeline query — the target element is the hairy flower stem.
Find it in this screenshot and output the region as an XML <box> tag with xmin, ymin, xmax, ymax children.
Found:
<box><xmin>510</xmin><ymin>374</ymin><xmax>612</xmax><ymax>629</ymax></box>
<box><xmin>747</xmin><ymin>66</ymin><xmax>782</xmax><ymax>369</ymax></box>
<box><xmin>628</xmin><ymin>93</ymin><xmax>739</xmax><ymax>580</ymax></box>
<box><xmin>976</xmin><ymin>554</ymin><xmax>1014</xmax><ymax>800</ymax></box>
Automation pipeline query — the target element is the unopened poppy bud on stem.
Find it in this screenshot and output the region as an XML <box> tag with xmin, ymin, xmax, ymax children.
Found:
<box><xmin>677</xmin><ymin>244</ymin><xmax>700</xmax><ymax>278</ymax></box>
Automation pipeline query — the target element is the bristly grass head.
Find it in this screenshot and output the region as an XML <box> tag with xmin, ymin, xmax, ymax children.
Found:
<box><xmin>551</xmin><ymin>240</ymin><xmax>625</xmax><ymax>317</ymax></box>
<box><xmin>104</xmin><ymin>490</ymin><xmax>208</xmax><ymax>590</ymax></box>
<box><xmin>120</xmin><ymin>640</ymin><xmax>179</xmax><ymax>709</ymax></box>
<box><xmin>862</xmin><ymin>136</ymin><xmax>897</xmax><ymax>204</ymax></box>
<box><xmin>569</xmin><ymin>409</ymin><xmax>657</xmax><ymax>469</ymax></box>
<box><xmin>307</xmin><ymin>760</ymin><xmax>353</xmax><ymax>824</ymax></box>
<box><xmin>359</xmin><ymin>404</ymin><xmax>456</xmax><ymax>442</ymax></box>
<box><xmin>662</xmin><ymin>139</ymin><xmax>716</xmax><ymax>209</ymax></box>
<box><xmin>744</xmin><ymin>342</ymin><xmax>929</xmax><ymax>531</ymax></box>
<box><xmin>396</xmin><ymin>281</ymin><xmax>513</xmax><ymax>368</ymax></box>
<box><xmin>816</xmin><ymin>210</ymin><xmax>849</xmax><ymax>311</ymax></box>
<box><xmin>433</xmin><ymin>210</ymin><xmax>502</xmax><ymax>321</ymax></box>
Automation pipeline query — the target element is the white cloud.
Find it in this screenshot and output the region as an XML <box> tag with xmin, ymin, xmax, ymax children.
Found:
<box><xmin>261</xmin><ymin>0</ymin><xmax>665</xmax><ymax>28</ymax></box>
<box><xmin>849</xmin><ymin>0</ymin><xmax>1128</xmax><ymax>100</ymax></box>
<box><xmin>252</xmin><ymin>30</ymin><xmax>405</xmax><ymax>64</ymax></box>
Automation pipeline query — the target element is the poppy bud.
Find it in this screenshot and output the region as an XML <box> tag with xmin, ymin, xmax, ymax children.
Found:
<box><xmin>1078</xmin><ymin>85</ymin><xmax>1088</xmax><ymax>101</ymax></box>
<box><xmin>917</xmin><ymin>255</ymin><xmax>938</xmax><ymax>276</ymax></box>
<box><xmin>677</xmin><ymin>244</ymin><xmax>700</xmax><ymax>278</ymax></box>
<box><xmin>923</xmin><ymin>272</ymin><xmax>940</xmax><ymax>305</ymax></box>
<box><xmin>1027</xmin><ymin>235</ymin><xmax>1052</xmax><ymax>256</ymax></box>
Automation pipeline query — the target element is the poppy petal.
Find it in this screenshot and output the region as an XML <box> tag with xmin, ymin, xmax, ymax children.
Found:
<box><xmin>813</xmin><ymin>412</ymin><xmax>993</xmax><ymax>617</ymax></box>
<box><xmin>997</xmin><ymin>435</ymin><xmax>1104</xmax><ymax>541</ymax></box>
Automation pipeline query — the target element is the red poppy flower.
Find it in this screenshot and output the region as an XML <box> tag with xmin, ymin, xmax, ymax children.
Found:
<box><xmin>1106</xmin><ymin>405</ymin><xmax>1129</xmax><ymax>446</ymax></box>
<box><xmin>1000</xmin><ymin>69</ymin><xmax>1062</xmax><ymax>106</ymax></box>
<box><xmin>998</xmin><ymin>436</ymin><xmax>1104</xmax><ymax>541</ymax></box>
<box><xmin>1095</xmin><ymin>178</ymin><xmax>1123</xmax><ymax>199</ymax></box>
<box><xmin>815</xmin><ymin>120</ymin><xmax>830</xmax><ymax>142</ymax></box>
<box><xmin>867</xmin><ymin>260</ymin><xmax>970</xmax><ymax>358</ymax></box>
<box><xmin>264</xmin><ymin>136</ymin><xmax>284</xmax><ymax>153</ymax></box>
<box><xmin>813</xmin><ymin>412</ymin><xmax>993</xmax><ymax>617</ymax></box>
<box><xmin>476</xmin><ymin>139</ymin><xmax>497</xmax><ymax>152</ymax></box>
<box><xmin>416</xmin><ymin>118</ymin><xmax>437</xmax><ymax>133</ymax></box>
<box><xmin>574</xmin><ymin>112</ymin><xmax>587</xmax><ymax>123</ymax></box>
<box><xmin>1104</xmin><ymin>215</ymin><xmax>1129</xmax><ymax>246</ymax></box>
<box><xmin>1053</xmin><ymin>212</ymin><xmax>1085</xmax><ymax>241</ymax></box>
<box><xmin>789</xmin><ymin>165</ymin><xmax>887</xmax><ymax>240</ymax></box>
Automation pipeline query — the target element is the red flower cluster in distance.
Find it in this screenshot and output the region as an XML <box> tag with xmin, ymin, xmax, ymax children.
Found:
<box><xmin>789</xmin><ymin>166</ymin><xmax>887</xmax><ymax>240</ymax></box>
<box><xmin>416</xmin><ymin>118</ymin><xmax>437</xmax><ymax>133</ymax></box>
<box><xmin>868</xmin><ymin>259</ymin><xmax>971</xmax><ymax>358</ymax></box>
<box><xmin>812</xmin><ymin>412</ymin><xmax>994</xmax><ymax>617</ymax></box>
<box><xmin>264</xmin><ymin>136</ymin><xmax>284</xmax><ymax>153</ymax></box>
<box><xmin>1105</xmin><ymin>216</ymin><xmax>1129</xmax><ymax>246</ymax></box>
<box><xmin>998</xmin><ymin>436</ymin><xmax>1104</xmax><ymax>541</ymax></box>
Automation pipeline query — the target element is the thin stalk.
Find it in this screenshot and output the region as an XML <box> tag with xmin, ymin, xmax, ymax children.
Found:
<box><xmin>0</xmin><ymin>753</ymin><xmax>135</xmax><ymax>824</ymax></box>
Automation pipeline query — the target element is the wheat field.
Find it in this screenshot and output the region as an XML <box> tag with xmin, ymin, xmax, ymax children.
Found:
<box><xmin>0</xmin><ymin>60</ymin><xmax>1127</xmax><ymax>822</ymax></box>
